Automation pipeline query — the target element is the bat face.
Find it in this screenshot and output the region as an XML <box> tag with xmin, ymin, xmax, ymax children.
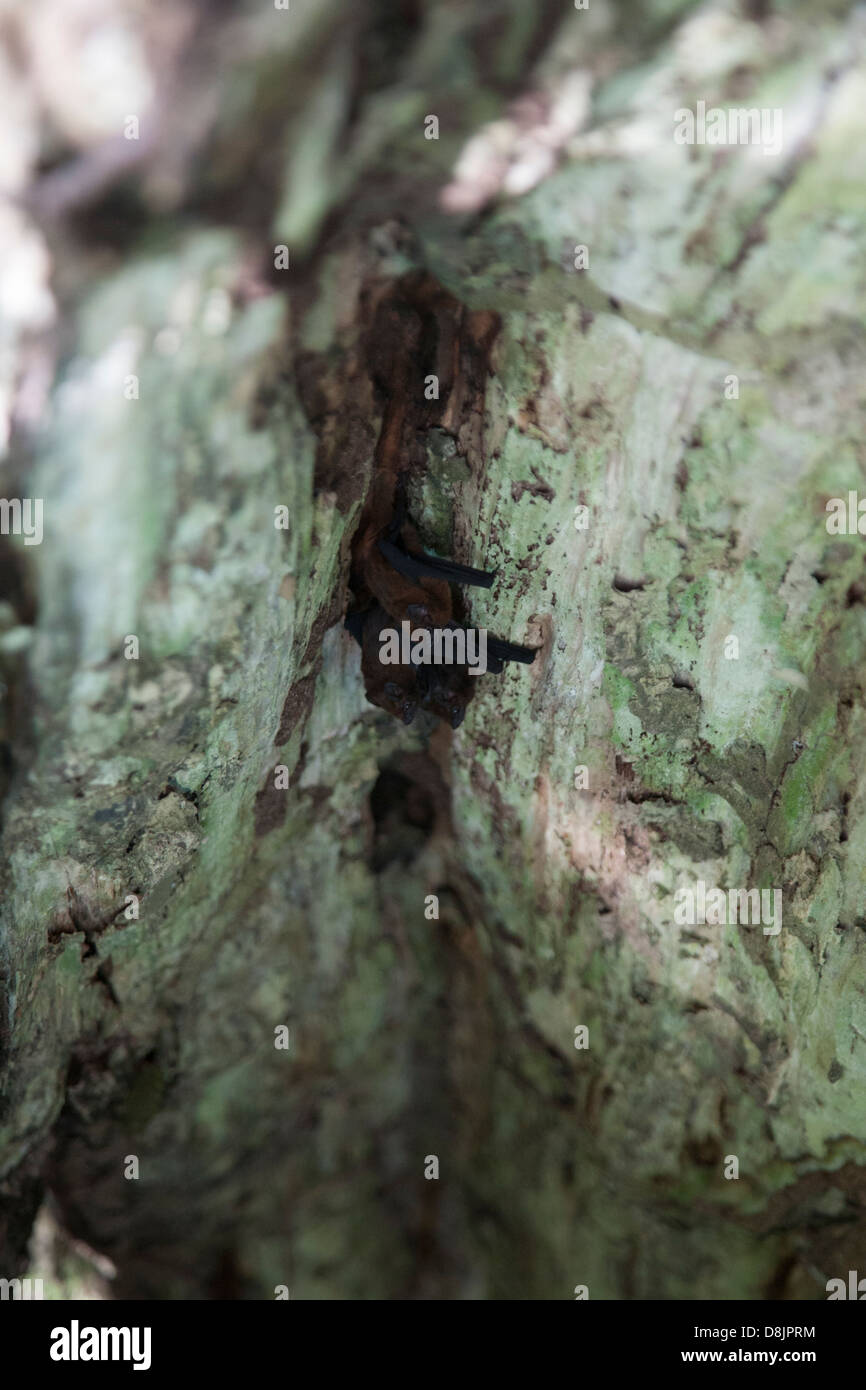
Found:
<box><xmin>377</xmin><ymin>677</ymin><xmax>417</xmax><ymax>725</ymax></box>
<box><xmin>356</xmin><ymin>603</ymin><xmax>419</xmax><ymax>724</ymax></box>
<box><xmin>415</xmin><ymin>662</ymin><xmax>474</xmax><ymax>729</ymax></box>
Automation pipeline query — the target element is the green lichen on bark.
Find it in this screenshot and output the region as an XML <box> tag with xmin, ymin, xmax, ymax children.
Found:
<box><xmin>1</xmin><ymin>0</ymin><xmax>866</xmax><ymax>1299</ymax></box>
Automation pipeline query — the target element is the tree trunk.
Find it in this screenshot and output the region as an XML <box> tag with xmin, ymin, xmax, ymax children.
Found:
<box><xmin>1</xmin><ymin>0</ymin><xmax>865</xmax><ymax>1300</ymax></box>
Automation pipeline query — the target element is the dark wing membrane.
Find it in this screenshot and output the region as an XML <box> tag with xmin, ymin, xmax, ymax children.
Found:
<box><xmin>486</xmin><ymin>635</ymin><xmax>538</xmax><ymax>665</ymax></box>
<box><xmin>378</xmin><ymin>537</ymin><xmax>496</xmax><ymax>588</ymax></box>
<box><xmin>344</xmin><ymin>609</ymin><xmax>367</xmax><ymax>646</ymax></box>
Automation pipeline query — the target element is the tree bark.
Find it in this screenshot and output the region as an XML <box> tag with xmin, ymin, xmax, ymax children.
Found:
<box><xmin>1</xmin><ymin>0</ymin><xmax>865</xmax><ymax>1299</ymax></box>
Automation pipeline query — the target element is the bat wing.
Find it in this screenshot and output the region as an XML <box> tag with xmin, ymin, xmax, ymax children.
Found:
<box><xmin>378</xmin><ymin>537</ymin><xmax>496</xmax><ymax>588</ymax></box>
<box><xmin>344</xmin><ymin>610</ymin><xmax>367</xmax><ymax>647</ymax></box>
<box><xmin>486</xmin><ymin>635</ymin><xmax>538</xmax><ymax>665</ymax></box>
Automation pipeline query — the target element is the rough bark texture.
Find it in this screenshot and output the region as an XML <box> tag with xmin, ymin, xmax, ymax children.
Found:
<box><xmin>1</xmin><ymin>0</ymin><xmax>865</xmax><ymax>1299</ymax></box>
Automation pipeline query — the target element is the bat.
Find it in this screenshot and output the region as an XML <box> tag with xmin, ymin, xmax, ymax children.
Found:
<box><xmin>351</xmin><ymin>443</ymin><xmax>457</xmax><ymax>630</ymax></box>
<box><xmin>414</xmin><ymin>660</ymin><xmax>475</xmax><ymax>729</ymax></box>
<box><xmin>357</xmin><ymin>601</ymin><xmax>420</xmax><ymax>725</ymax></box>
<box><xmin>347</xmin><ymin>274</ymin><xmax>539</xmax><ymax>727</ymax></box>
<box><xmin>346</xmin><ymin>600</ymin><xmax>537</xmax><ymax>728</ymax></box>
<box><xmin>486</xmin><ymin>635</ymin><xmax>537</xmax><ymax>666</ymax></box>
<box><xmin>345</xmin><ymin>602</ymin><xmax>475</xmax><ymax>728</ymax></box>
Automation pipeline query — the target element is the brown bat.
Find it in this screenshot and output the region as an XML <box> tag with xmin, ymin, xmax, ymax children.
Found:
<box><xmin>346</xmin><ymin>603</ymin><xmax>475</xmax><ymax>729</ymax></box>
<box><xmin>414</xmin><ymin>652</ymin><xmax>475</xmax><ymax>730</ymax></box>
<box><xmin>351</xmin><ymin>601</ymin><xmax>420</xmax><ymax>725</ymax></box>
<box><xmin>346</xmin><ymin>599</ymin><xmax>537</xmax><ymax>729</ymax></box>
<box><xmin>351</xmin><ymin>285</ymin><xmax>499</xmax><ymax>628</ymax></box>
<box><xmin>351</xmin><ymin>418</ymin><xmax>494</xmax><ymax>630</ymax></box>
<box><xmin>347</xmin><ymin>276</ymin><xmax>537</xmax><ymax>727</ymax></box>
